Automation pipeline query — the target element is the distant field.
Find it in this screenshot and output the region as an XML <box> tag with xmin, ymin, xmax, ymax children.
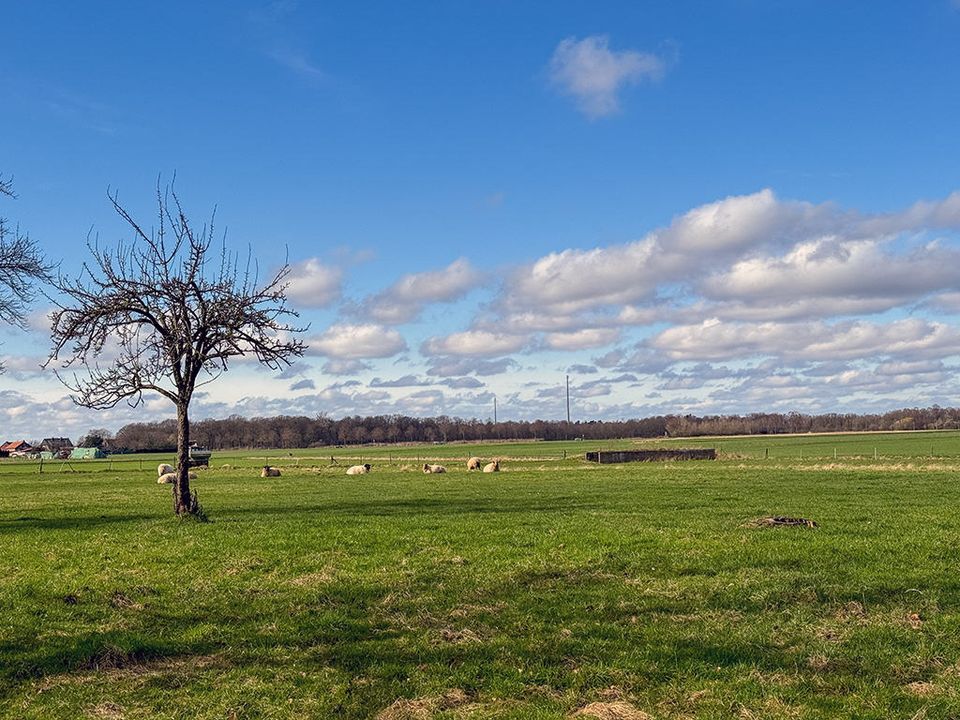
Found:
<box><xmin>5</xmin><ymin>429</ymin><xmax>958</xmax><ymax>478</ymax></box>
<box><xmin>3</xmin><ymin>431</ymin><xmax>960</xmax><ymax>718</ymax></box>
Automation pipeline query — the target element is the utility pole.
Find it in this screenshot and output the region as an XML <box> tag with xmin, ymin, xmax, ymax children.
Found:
<box><xmin>566</xmin><ymin>374</ymin><xmax>571</xmax><ymax>424</ymax></box>
<box><xmin>493</xmin><ymin>395</ymin><xmax>497</xmax><ymax>424</ymax></box>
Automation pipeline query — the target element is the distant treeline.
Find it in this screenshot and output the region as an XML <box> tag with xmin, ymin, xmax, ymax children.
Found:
<box><xmin>107</xmin><ymin>407</ymin><xmax>960</xmax><ymax>452</ymax></box>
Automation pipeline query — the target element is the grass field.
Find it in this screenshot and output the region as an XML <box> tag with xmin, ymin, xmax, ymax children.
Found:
<box><xmin>3</xmin><ymin>431</ymin><xmax>960</xmax><ymax>718</ymax></box>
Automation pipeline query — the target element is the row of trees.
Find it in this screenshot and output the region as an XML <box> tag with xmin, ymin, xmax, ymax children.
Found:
<box><xmin>103</xmin><ymin>407</ymin><xmax>960</xmax><ymax>452</ymax></box>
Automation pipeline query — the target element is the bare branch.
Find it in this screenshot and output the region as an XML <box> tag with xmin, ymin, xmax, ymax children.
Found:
<box><xmin>0</xmin><ymin>175</ymin><xmax>53</xmax><ymax>330</ymax></box>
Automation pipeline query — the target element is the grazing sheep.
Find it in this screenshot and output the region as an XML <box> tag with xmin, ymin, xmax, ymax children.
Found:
<box><xmin>423</xmin><ymin>463</ymin><xmax>447</xmax><ymax>474</ymax></box>
<box><xmin>346</xmin><ymin>463</ymin><xmax>372</xmax><ymax>475</ymax></box>
<box><xmin>482</xmin><ymin>460</ymin><xmax>500</xmax><ymax>473</ymax></box>
<box><xmin>260</xmin><ymin>466</ymin><xmax>281</xmax><ymax>478</ymax></box>
<box><xmin>157</xmin><ymin>463</ymin><xmax>174</xmax><ymax>477</ymax></box>
<box><xmin>467</xmin><ymin>457</ymin><xmax>482</xmax><ymax>471</ymax></box>
<box><xmin>157</xmin><ymin>471</ymin><xmax>197</xmax><ymax>484</ymax></box>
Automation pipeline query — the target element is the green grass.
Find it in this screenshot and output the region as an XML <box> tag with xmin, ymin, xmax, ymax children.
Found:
<box><xmin>3</xmin><ymin>432</ymin><xmax>960</xmax><ymax>718</ymax></box>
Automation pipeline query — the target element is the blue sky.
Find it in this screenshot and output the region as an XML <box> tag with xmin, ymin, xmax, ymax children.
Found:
<box><xmin>2</xmin><ymin>1</ymin><xmax>960</xmax><ymax>439</ymax></box>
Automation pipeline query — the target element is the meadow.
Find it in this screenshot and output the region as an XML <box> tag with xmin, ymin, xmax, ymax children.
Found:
<box><xmin>3</xmin><ymin>430</ymin><xmax>960</xmax><ymax>718</ymax></box>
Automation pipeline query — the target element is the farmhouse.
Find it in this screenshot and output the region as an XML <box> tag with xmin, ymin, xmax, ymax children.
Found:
<box><xmin>0</xmin><ymin>440</ymin><xmax>33</xmax><ymax>457</ymax></box>
<box><xmin>39</xmin><ymin>437</ymin><xmax>74</xmax><ymax>459</ymax></box>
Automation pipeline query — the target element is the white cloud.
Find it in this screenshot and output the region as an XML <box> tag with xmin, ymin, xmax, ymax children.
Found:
<box><xmin>321</xmin><ymin>358</ymin><xmax>372</xmax><ymax>375</ymax></box>
<box><xmin>925</xmin><ymin>291</ymin><xmax>960</xmax><ymax>314</ymax></box>
<box><xmin>307</xmin><ymin>323</ymin><xmax>406</xmax><ymax>359</ymax></box>
<box><xmin>422</xmin><ymin>330</ymin><xmax>527</xmax><ymax>358</ymax></box>
<box><xmin>369</xmin><ymin>374</ymin><xmax>430</xmax><ymax>388</ymax></box>
<box><xmin>285</xmin><ymin>258</ymin><xmax>342</xmax><ymax>308</ymax></box>
<box><xmin>650</xmin><ymin>317</ymin><xmax>960</xmax><ymax>363</ymax></box>
<box><xmin>425</xmin><ymin>357</ymin><xmax>517</xmax><ymax>377</ymax></box>
<box><xmin>549</xmin><ymin>35</ymin><xmax>665</xmax><ymax>118</ymax></box>
<box><xmin>497</xmin><ymin>189</ymin><xmax>811</xmax><ymax>319</ymax></box>
<box><xmin>441</xmin><ymin>376</ymin><xmax>485</xmax><ymax>389</ymax></box>
<box><xmin>361</xmin><ymin>258</ymin><xmax>480</xmax><ymax>324</ymax></box>
<box><xmin>544</xmin><ymin>328</ymin><xmax>620</xmax><ymax>351</ymax></box>
<box><xmin>701</xmin><ymin>238</ymin><xmax>960</xmax><ymax>305</ymax></box>
<box><xmin>494</xmin><ymin>189</ymin><xmax>960</xmax><ymax>335</ymax></box>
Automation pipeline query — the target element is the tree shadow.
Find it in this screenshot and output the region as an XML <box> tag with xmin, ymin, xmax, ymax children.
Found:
<box><xmin>0</xmin><ymin>563</ymin><xmax>876</xmax><ymax>707</ymax></box>
<box><xmin>0</xmin><ymin>513</ymin><xmax>159</xmax><ymax>534</ymax></box>
<box><xmin>219</xmin><ymin>495</ymin><xmax>604</xmax><ymax>519</ymax></box>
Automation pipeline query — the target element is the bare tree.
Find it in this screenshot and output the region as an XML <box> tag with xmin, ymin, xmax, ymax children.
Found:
<box><xmin>47</xmin><ymin>183</ymin><xmax>306</xmax><ymax>516</ymax></box>
<box><xmin>0</xmin><ymin>175</ymin><xmax>52</xmax><ymax>370</ymax></box>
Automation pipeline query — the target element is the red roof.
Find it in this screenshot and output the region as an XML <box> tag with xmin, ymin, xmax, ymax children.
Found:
<box><xmin>1</xmin><ymin>440</ymin><xmax>32</xmax><ymax>452</ymax></box>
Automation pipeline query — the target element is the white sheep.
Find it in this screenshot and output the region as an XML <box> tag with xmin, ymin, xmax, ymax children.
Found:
<box><xmin>346</xmin><ymin>463</ymin><xmax>371</xmax><ymax>475</ymax></box>
<box><xmin>260</xmin><ymin>466</ymin><xmax>281</xmax><ymax>477</ymax></box>
<box><xmin>157</xmin><ymin>471</ymin><xmax>197</xmax><ymax>484</ymax></box>
<box><xmin>423</xmin><ymin>463</ymin><xmax>447</xmax><ymax>474</ymax></box>
<box><xmin>482</xmin><ymin>460</ymin><xmax>500</xmax><ymax>473</ymax></box>
<box><xmin>157</xmin><ymin>463</ymin><xmax>174</xmax><ymax>477</ymax></box>
<box><xmin>467</xmin><ymin>457</ymin><xmax>482</xmax><ymax>471</ymax></box>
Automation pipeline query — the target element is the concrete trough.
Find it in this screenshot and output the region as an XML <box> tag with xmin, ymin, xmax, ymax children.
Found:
<box><xmin>585</xmin><ymin>449</ymin><xmax>716</xmax><ymax>464</ymax></box>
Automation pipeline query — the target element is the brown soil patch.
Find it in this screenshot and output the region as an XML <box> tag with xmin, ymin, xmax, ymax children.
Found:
<box><xmin>749</xmin><ymin>516</ymin><xmax>818</xmax><ymax>528</ymax></box>
<box><xmin>837</xmin><ymin>601</ymin><xmax>866</xmax><ymax>620</ymax></box>
<box><xmin>87</xmin><ymin>702</ymin><xmax>125</xmax><ymax>719</ymax></box>
<box><xmin>438</xmin><ymin>627</ymin><xmax>482</xmax><ymax>644</ymax></box>
<box><xmin>439</xmin><ymin>689</ymin><xmax>470</xmax><ymax>709</ymax></box>
<box><xmin>109</xmin><ymin>591</ymin><xmax>141</xmax><ymax>610</ymax></box>
<box><xmin>572</xmin><ymin>701</ymin><xmax>652</xmax><ymax>720</ymax></box>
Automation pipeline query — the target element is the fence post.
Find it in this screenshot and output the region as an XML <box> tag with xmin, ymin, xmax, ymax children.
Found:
<box><xmin>38</xmin><ymin>457</ymin><xmax>43</xmax><ymax>474</ymax></box>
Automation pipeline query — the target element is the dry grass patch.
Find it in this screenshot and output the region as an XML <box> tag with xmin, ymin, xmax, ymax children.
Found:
<box><xmin>375</xmin><ymin>689</ymin><xmax>471</xmax><ymax>719</ymax></box>
<box><xmin>571</xmin><ymin>701</ymin><xmax>652</xmax><ymax>720</ymax></box>
<box><xmin>288</xmin><ymin>569</ymin><xmax>334</xmax><ymax>586</ymax></box>
<box><xmin>905</xmin><ymin>681</ymin><xmax>937</xmax><ymax>697</ymax></box>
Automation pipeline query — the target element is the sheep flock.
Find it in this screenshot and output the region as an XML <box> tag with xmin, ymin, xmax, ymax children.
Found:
<box><xmin>155</xmin><ymin>457</ymin><xmax>504</xmax><ymax>482</ymax></box>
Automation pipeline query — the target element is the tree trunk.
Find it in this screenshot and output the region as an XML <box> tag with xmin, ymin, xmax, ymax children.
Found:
<box><xmin>174</xmin><ymin>401</ymin><xmax>193</xmax><ymax>515</ymax></box>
